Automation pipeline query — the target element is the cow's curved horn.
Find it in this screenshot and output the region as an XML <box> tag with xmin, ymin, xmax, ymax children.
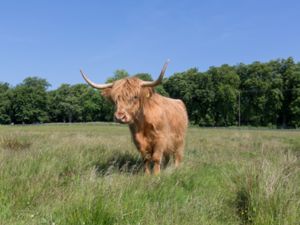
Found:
<box><xmin>80</xmin><ymin>69</ymin><xmax>113</xmax><ymax>89</ymax></box>
<box><xmin>141</xmin><ymin>60</ymin><xmax>170</xmax><ymax>87</ymax></box>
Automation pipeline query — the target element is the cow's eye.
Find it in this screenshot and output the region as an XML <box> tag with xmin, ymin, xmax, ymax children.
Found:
<box><xmin>130</xmin><ymin>96</ymin><xmax>139</xmax><ymax>102</ymax></box>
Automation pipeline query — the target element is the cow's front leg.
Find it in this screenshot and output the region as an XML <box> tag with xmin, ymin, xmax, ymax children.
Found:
<box><xmin>152</xmin><ymin>151</ymin><xmax>163</xmax><ymax>175</ymax></box>
<box><xmin>141</xmin><ymin>152</ymin><xmax>151</xmax><ymax>175</ymax></box>
<box><xmin>132</xmin><ymin>131</ymin><xmax>152</xmax><ymax>175</ymax></box>
<box><xmin>144</xmin><ymin>159</ymin><xmax>151</xmax><ymax>175</ymax></box>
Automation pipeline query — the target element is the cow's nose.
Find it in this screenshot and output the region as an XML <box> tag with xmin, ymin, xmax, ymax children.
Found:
<box><xmin>114</xmin><ymin>111</ymin><xmax>127</xmax><ymax>122</ymax></box>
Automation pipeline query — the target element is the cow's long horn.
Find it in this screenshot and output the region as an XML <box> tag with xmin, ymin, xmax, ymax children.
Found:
<box><xmin>141</xmin><ymin>60</ymin><xmax>170</xmax><ymax>87</ymax></box>
<box><xmin>80</xmin><ymin>69</ymin><xmax>113</xmax><ymax>89</ymax></box>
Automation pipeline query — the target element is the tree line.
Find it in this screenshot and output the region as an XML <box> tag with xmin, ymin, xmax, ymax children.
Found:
<box><xmin>0</xmin><ymin>57</ymin><xmax>300</xmax><ymax>127</ymax></box>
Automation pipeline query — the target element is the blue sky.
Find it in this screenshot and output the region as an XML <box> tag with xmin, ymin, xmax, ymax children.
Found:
<box><xmin>1</xmin><ymin>0</ymin><xmax>300</xmax><ymax>88</ymax></box>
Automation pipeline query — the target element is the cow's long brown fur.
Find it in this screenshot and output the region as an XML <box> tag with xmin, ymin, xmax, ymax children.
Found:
<box><xmin>102</xmin><ymin>77</ymin><xmax>188</xmax><ymax>174</ymax></box>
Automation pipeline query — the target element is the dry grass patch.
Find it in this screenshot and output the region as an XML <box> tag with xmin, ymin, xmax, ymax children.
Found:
<box><xmin>0</xmin><ymin>135</ymin><xmax>32</xmax><ymax>151</ymax></box>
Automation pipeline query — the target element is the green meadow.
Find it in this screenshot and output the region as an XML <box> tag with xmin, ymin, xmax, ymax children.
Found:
<box><xmin>0</xmin><ymin>124</ymin><xmax>299</xmax><ymax>225</ymax></box>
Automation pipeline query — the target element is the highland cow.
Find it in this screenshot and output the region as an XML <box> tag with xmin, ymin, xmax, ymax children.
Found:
<box><xmin>81</xmin><ymin>61</ymin><xmax>188</xmax><ymax>174</ymax></box>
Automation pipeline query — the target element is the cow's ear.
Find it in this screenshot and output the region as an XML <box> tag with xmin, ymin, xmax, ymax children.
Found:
<box><xmin>142</xmin><ymin>87</ymin><xmax>154</xmax><ymax>99</ymax></box>
<box><xmin>101</xmin><ymin>88</ymin><xmax>112</xmax><ymax>101</ymax></box>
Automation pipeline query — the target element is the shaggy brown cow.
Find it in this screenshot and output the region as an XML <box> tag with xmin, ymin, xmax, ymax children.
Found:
<box><xmin>80</xmin><ymin>61</ymin><xmax>188</xmax><ymax>174</ymax></box>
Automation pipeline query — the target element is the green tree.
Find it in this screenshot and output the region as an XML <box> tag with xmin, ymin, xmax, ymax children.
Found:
<box><xmin>134</xmin><ymin>73</ymin><xmax>152</xmax><ymax>81</ymax></box>
<box><xmin>208</xmin><ymin>65</ymin><xmax>240</xmax><ymax>126</ymax></box>
<box><xmin>106</xmin><ymin>69</ymin><xmax>129</xmax><ymax>83</ymax></box>
<box><xmin>237</xmin><ymin>61</ymin><xmax>283</xmax><ymax>126</ymax></box>
<box><xmin>48</xmin><ymin>84</ymin><xmax>81</xmax><ymax>123</ymax></box>
<box><xmin>2</xmin><ymin>57</ymin><xmax>299</xmax><ymax>127</ymax></box>
<box><xmin>80</xmin><ymin>87</ymin><xmax>104</xmax><ymax>122</ymax></box>
<box><xmin>276</xmin><ymin>57</ymin><xmax>300</xmax><ymax>127</ymax></box>
<box><xmin>11</xmin><ymin>77</ymin><xmax>50</xmax><ymax>124</ymax></box>
<box><xmin>287</xmin><ymin>62</ymin><xmax>300</xmax><ymax>127</ymax></box>
<box><xmin>0</xmin><ymin>83</ymin><xmax>11</xmax><ymax>124</ymax></box>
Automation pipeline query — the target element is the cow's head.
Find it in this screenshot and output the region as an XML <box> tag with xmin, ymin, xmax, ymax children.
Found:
<box><xmin>80</xmin><ymin>61</ymin><xmax>169</xmax><ymax>124</ymax></box>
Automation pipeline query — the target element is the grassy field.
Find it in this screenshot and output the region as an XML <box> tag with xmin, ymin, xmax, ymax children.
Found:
<box><xmin>0</xmin><ymin>124</ymin><xmax>299</xmax><ymax>225</ymax></box>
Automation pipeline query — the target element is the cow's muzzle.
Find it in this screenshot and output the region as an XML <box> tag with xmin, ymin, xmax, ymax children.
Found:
<box><xmin>114</xmin><ymin>111</ymin><xmax>129</xmax><ymax>124</ymax></box>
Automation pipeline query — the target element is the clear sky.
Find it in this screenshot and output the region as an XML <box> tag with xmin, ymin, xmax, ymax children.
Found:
<box><xmin>1</xmin><ymin>0</ymin><xmax>300</xmax><ymax>88</ymax></box>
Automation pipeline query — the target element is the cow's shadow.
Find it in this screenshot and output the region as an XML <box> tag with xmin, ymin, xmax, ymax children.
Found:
<box><xmin>94</xmin><ymin>152</ymin><xmax>144</xmax><ymax>175</ymax></box>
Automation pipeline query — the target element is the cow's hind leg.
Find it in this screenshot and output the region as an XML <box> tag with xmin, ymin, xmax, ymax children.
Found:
<box><xmin>162</xmin><ymin>153</ymin><xmax>171</xmax><ymax>168</ymax></box>
<box><xmin>174</xmin><ymin>144</ymin><xmax>184</xmax><ymax>168</ymax></box>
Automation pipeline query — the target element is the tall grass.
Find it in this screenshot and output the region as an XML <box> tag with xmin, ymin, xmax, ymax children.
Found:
<box><xmin>0</xmin><ymin>125</ymin><xmax>299</xmax><ymax>225</ymax></box>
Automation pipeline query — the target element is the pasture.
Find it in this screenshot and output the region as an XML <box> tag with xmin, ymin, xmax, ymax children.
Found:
<box><xmin>0</xmin><ymin>124</ymin><xmax>299</xmax><ymax>225</ymax></box>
